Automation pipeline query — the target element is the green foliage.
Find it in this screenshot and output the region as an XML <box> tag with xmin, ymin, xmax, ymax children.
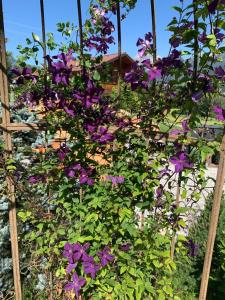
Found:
<box><xmin>173</xmin><ymin>193</ymin><xmax>225</xmax><ymax>299</ymax></box>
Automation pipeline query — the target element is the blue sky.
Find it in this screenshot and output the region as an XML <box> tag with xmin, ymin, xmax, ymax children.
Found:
<box><xmin>3</xmin><ymin>0</ymin><xmax>181</xmax><ymax>60</ymax></box>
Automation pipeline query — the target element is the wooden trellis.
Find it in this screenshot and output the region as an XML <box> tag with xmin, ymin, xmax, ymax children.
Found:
<box><xmin>0</xmin><ymin>0</ymin><xmax>224</xmax><ymax>299</ymax></box>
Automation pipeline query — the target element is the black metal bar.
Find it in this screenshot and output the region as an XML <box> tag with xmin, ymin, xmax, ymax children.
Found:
<box><xmin>116</xmin><ymin>0</ymin><xmax>122</xmax><ymax>81</ymax></box>
<box><xmin>150</xmin><ymin>0</ymin><xmax>157</xmax><ymax>63</ymax></box>
<box><xmin>193</xmin><ymin>0</ymin><xmax>199</xmax><ymax>81</ymax></box>
<box><xmin>40</xmin><ymin>0</ymin><xmax>47</xmax><ymax>71</ymax></box>
<box><xmin>77</xmin><ymin>0</ymin><xmax>85</xmax><ymax>79</ymax></box>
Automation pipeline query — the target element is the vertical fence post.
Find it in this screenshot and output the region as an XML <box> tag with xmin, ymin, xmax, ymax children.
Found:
<box><xmin>0</xmin><ymin>0</ymin><xmax>22</xmax><ymax>298</ymax></box>
<box><xmin>77</xmin><ymin>0</ymin><xmax>85</xmax><ymax>79</ymax></box>
<box><xmin>116</xmin><ymin>0</ymin><xmax>122</xmax><ymax>95</ymax></box>
<box><xmin>40</xmin><ymin>0</ymin><xmax>46</xmax><ymax>70</ymax></box>
<box><xmin>150</xmin><ymin>0</ymin><xmax>157</xmax><ymax>63</ymax></box>
<box><xmin>199</xmin><ymin>136</ymin><xmax>225</xmax><ymax>299</ymax></box>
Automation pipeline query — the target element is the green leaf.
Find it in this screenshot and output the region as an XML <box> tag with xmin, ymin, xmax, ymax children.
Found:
<box><xmin>93</xmin><ymin>70</ymin><xmax>101</xmax><ymax>81</ymax></box>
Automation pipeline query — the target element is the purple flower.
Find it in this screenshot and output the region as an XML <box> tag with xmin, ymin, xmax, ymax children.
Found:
<box><xmin>92</xmin><ymin>127</ymin><xmax>114</xmax><ymax>144</ymax></box>
<box><xmin>73</xmin><ymin>243</ymin><xmax>90</xmax><ymax>262</ymax></box>
<box><xmin>208</xmin><ymin>0</ymin><xmax>225</xmax><ymax>13</ymax></box>
<box><xmin>66</xmin><ymin>263</ymin><xmax>77</xmax><ymax>274</ymax></box>
<box><xmin>170</xmin><ymin>37</ymin><xmax>181</xmax><ymax>48</ymax></box>
<box><xmin>73</xmin><ymin>79</ymin><xmax>103</xmax><ymax>109</ymax></box>
<box><xmin>64</xmin><ymin>272</ymin><xmax>86</xmax><ymax>298</ymax></box>
<box><xmin>192</xmin><ymin>91</ymin><xmax>203</xmax><ymax>102</ymax></box>
<box><xmin>65</xmin><ymin>167</ymin><xmax>76</xmax><ymax>178</ymax></box>
<box><xmin>214</xmin><ymin>105</ymin><xmax>225</xmax><ymax>121</ymax></box>
<box><xmin>82</xmin><ymin>256</ymin><xmax>100</xmax><ymax>279</ymax></box>
<box><xmin>14</xmin><ymin>91</ymin><xmax>39</xmax><ymax>108</ymax></box>
<box><xmin>63</xmin><ymin>242</ymin><xmax>76</xmax><ymax>264</ymax></box>
<box><xmin>147</xmin><ymin>68</ymin><xmax>161</xmax><ymax>81</ymax></box>
<box><xmin>28</xmin><ymin>175</ymin><xmax>45</xmax><ymax>184</ymax></box>
<box><xmin>198</xmin><ymin>32</ymin><xmax>207</xmax><ymax>44</ymax></box>
<box><xmin>215</xmin><ymin>66</ymin><xmax>225</xmax><ymax>80</ymax></box>
<box><xmin>170</xmin><ymin>151</ymin><xmax>194</xmax><ymax>173</ymax></box>
<box><xmin>156</xmin><ymin>185</ymin><xmax>163</xmax><ymax>198</ymax></box>
<box><xmin>57</xmin><ymin>144</ymin><xmax>71</xmax><ymax>161</ymax></box>
<box><xmin>184</xmin><ymin>239</ymin><xmax>199</xmax><ymax>257</ymax></box>
<box><xmin>11</xmin><ymin>67</ymin><xmax>37</xmax><ymax>84</ymax></box>
<box><xmin>215</xmin><ymin>28</ymin><xmax>225</xmax><ymax>43</ymax></box>
<box><xmin>106</xmin><ymin>175</ymin><xmax>125</xmax><ymax>186</ymax></box>
<box><xmin>97</xmin><ymin>246</ymin><xmax>115</xmax><ymax>267</ymax></box>
<box><xmin>158</xmin><ymin>168</ymin><xmax>171</xmax><ymax>179</ymax></box>
<box><xmin>46</xmin><ymin>51</ymin><xmax>74</xmax><ymax>85</ymax></box>
<box><xmin>120</xmin><ymin>243</ymin><xmax>131</xmax><ymax>252</ymax></box>
<box><xmin>124</xmin><ymin>63</ymin><xmax>147</xmax><ymax>91</ymax></box>
<box><xmin>136</xmin><ymin>32</ymin><xmax>153</xmax><ymax>58</ymax></box>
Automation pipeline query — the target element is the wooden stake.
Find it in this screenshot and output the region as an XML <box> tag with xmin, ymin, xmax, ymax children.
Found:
<box><xmin>0</xmin><ymin>0</ymin><xmax>22</xmax><ymax>298</ymax></box>
<box><xmin>199</xmin><ymin>135</ymin><xmax>225</xmax><ymax>300</ymax></box>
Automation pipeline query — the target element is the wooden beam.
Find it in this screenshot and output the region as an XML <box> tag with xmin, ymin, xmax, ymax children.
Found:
<box><xmin>199</xmin><ymin>135</ymin><xmax>225</xmax><ymax>300</ymax></box>
<box><xmin>0</xmin><ymin>122</ymin><xmax>43</xmax><ymax>131</ymax></box>
<box><xmin>0</xmin><ymin>0</ymin><xmax>22</xmax><ymax>298</ymax></box>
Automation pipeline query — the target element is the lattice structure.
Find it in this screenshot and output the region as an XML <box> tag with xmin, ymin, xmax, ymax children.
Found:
<box><xmin>0</xmin><ymin>1</ymin><xmax>224</xmax><ymax>299</ymax></box>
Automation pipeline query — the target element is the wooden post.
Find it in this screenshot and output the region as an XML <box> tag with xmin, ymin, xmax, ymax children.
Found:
<box><xmin>0</xmin><ymin>0</ymin><xmax>22</xmax><ymax>298</ymax></box>
<box><xmin>199</xmin><ymin>135</ymin><xmax>225</xmax><ymax>300</ymax></box>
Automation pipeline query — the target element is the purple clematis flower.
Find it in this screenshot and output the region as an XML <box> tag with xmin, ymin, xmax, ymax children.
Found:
<box><xmin>170</xmin><ymin>37</ymin><xmax>181</xmax><ymax>48</ymax></box>
<box><xmin>64</xmin><ymin>272</ymin><xmax>86</xmax><ymax>298</ymax></box>
<box><xmin>120</xmin><ymin>243</ymin><xmax>131</xmax><ymax>252</ymax></box>
<box><xmin>198</xmin><ymin>32</ymin><xmax>207</xmax><ymax>44</ymax></box>
<box><xmin>73</xmin><ymin>243</ymin><xmax>90</xmax><ymax>262</ymax></box>
<box><xmin>184</xmin><ymin>239</ymin><xmax>199</xmax><ymax>257</ymax></box>
<box><xmin>215</xmin><ymin>66</ymin><xmax>225</xmax><ymax>80</ymax></box>
<box><xmin>28</xmin><ymin>175</ymin><xmax>45</xmax><ymax>184</ymax></box>
<box><xmin>46</xmin><ymin>51</ymin><xmax>74</xmax><ymax>85</ymax></box>
<box><xmin>170</xmin><ymin>151</ymin><xmax>194</xmax><ymax>173</ymax></box>
<box><xmin>63</xmin><ymin>242</ymin><xmax>77</xmax><ymax>264</ymax></box>
<box><xmin>57</xmin><ymin>144</ymin><xmax>71</xmax><ymax>161</ymax></box>
<box><xmin>97</xmin><ymin>246</ymin><xmax>115</xmax><ymax>267</ymax></box>
<box><xmin>124</xmin><ymin>62</ymin><xmax>147</xmax><ymax>90</ymax></box>
<box><xmin>158</xmin><ymin>168</ymin><xmax>171</xmax><ymax>179</ymax></box>
<box><xmin>156</xmin><ymin>185</ymin><xmax>163</xmax><ymax>198</ymax></box>
<box><xmin>192</xmin><ymin>91</ymin><xmax>203</xmax><ymax>102</ymax></box>
<box><xmin>66</xmin><ymin>263</ymin><xmax>77</xmax><ymax>274</ymax></box>
<box><xmin>147</xmin><ymin>68</ymin><xmax>161</xmax><ymax>81</ymax></box>
<box><xmin>105</xmin><ymin>175</ymin><xmax>125</xmax><ymax>186</ymax></box>
<box><xmin>208</xmin><ymin>0</ymin><xmax>225</xmax><ymax>13</ymax></box>
<box><xmin>82</xmin><ymin>255</ymin><xmax>100</xmax><ymax>279</ymax></box>
<box><xmin>11</xmin><ymin>67</ymin><xmax>37</xmax><ymax>84</ymax></box>
<box><xmin>92</xmin><ymin>127</ymin><xmax>114</xmax><ymax>144</ymax></box>
<box><xmin>136</xmin><ymin>32</ymin><xmax>153</xmax><ymax>58</ymax></box>
<box><xmin>214</xmin><ymin>105</ymin><xmax>225</xmax><ymax>121</ymax></box>
<box><xmin>73</xmin><ymin>79</ymin><xmax>103</xmax><ymax>109</ymax></box>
